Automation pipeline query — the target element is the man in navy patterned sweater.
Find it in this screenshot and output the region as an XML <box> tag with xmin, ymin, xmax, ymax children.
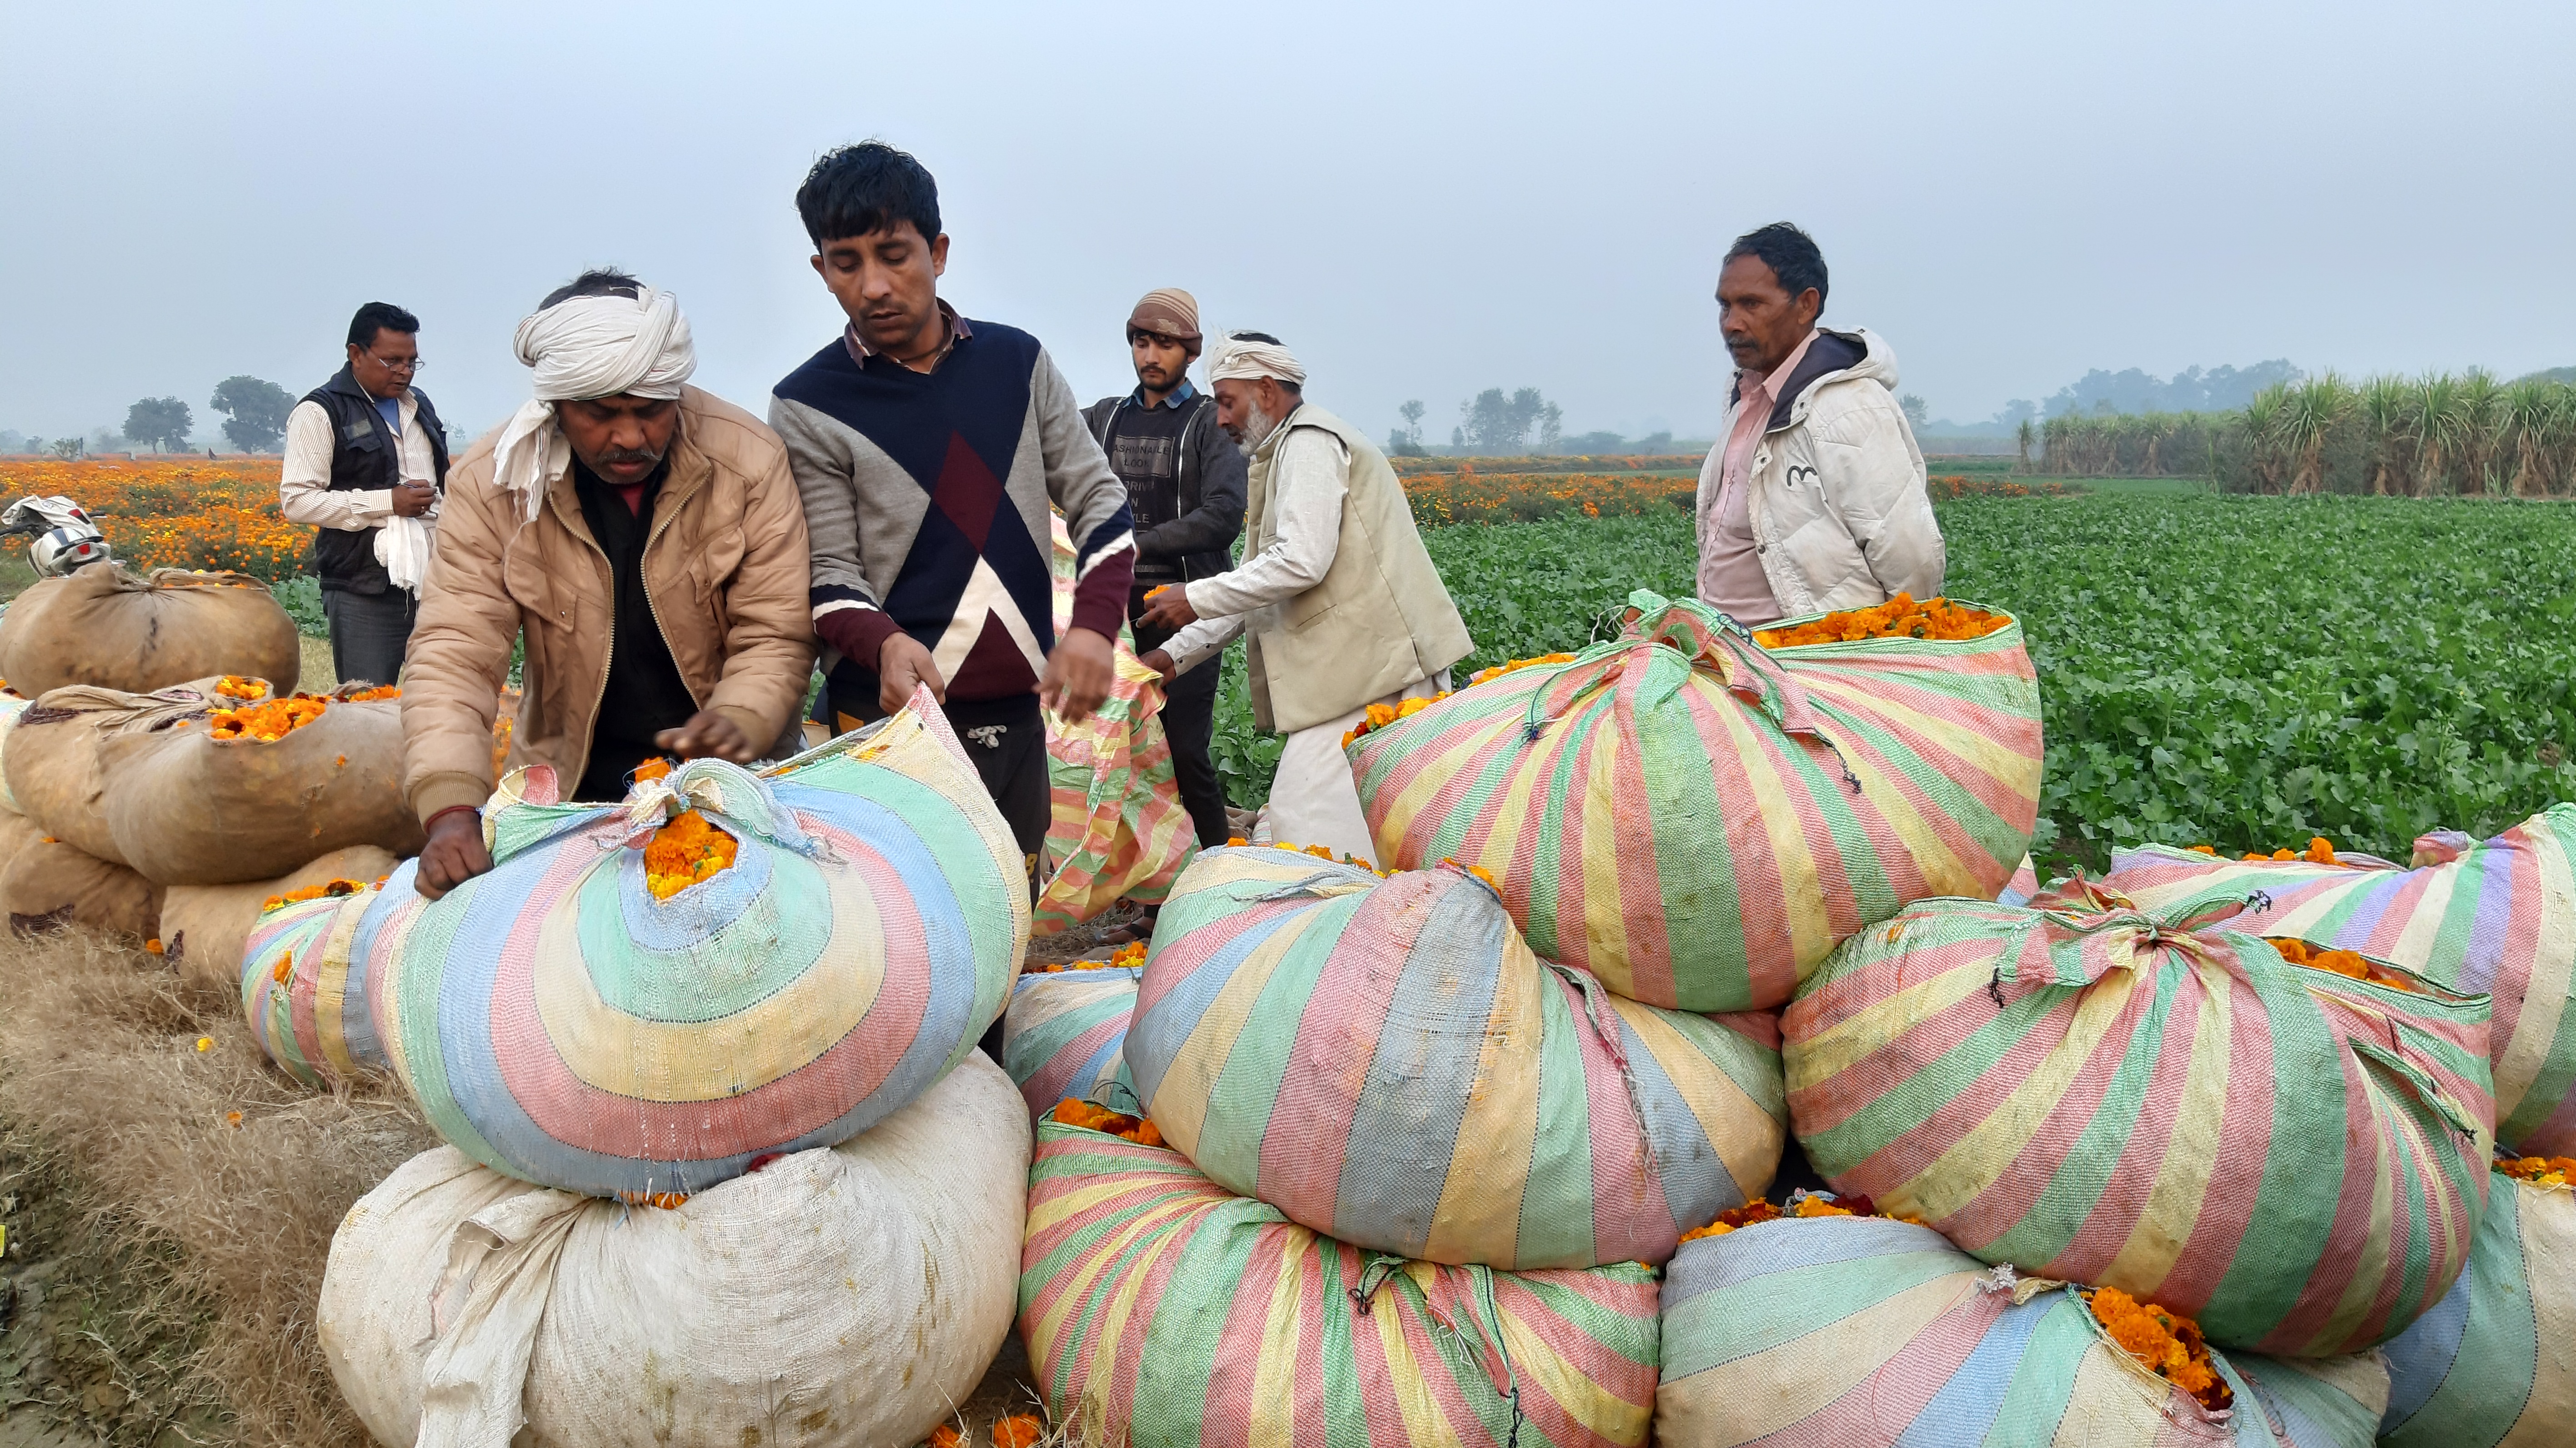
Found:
<box><xmin>770</xmin><ymin>142</ymin><xmax>1134</xmax><ymax>890</ymax></box>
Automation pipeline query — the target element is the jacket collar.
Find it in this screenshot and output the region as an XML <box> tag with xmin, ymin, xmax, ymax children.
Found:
<box><xmin>1736</xmin><ymin>328</ymin><xmax>1877</xmax><ymax>433</ymax></box>
<box><xmin>322</xmin><ymin>362</ymin><xmax>412</xmax><ymax>410</ymax></box>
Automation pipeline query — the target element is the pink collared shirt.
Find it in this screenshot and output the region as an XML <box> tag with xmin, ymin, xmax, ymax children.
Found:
<box><xmin>1696</xmin><ymin>330</ymin><xmax>1818</xmax><ymax>626</ymax></box>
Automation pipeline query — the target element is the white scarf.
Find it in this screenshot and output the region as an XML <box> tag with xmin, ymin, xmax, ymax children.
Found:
<box><xmin>488</xmin><ymin>287</ymin><xmax>696</xmax><ymax>523</ymax></box>
<box><xmin>1204</xmin><ymin>332</ymin><xmax>1307</xmax><ymax>387</ymax></box>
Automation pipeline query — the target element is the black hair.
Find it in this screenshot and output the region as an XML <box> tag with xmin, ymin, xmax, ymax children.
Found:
<box><xmin>346</xmin><ymin>302</ymin><xmax>419</xmax><ymax>350</ymax></box>
<box><xmin>539</xmin><ymin>267</ymin><xmax>644</xmax><ymax>310</ymax></box>
<box><xmin>1723</xmin><ymin>222</ymin><xmax>1828</xmax><ymax>312</ymax></box>
<box><xmin>795</xmin><ymin>142</ymin><xmax>941</xmax><ymax>246</ymax></box>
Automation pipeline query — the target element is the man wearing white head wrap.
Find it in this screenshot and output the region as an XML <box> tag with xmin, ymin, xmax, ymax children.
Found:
<box><xmin>402</xmin><ymin>268</ymin><xmax>818</xmax><ymax>899</ymax></box>
<box><xmin>1137</xmin><ymin>332</ymin><xmax>1473</xmax><ymax>865</ymax></box>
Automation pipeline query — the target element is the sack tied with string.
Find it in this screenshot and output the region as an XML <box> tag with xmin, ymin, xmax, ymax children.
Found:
<box><xmin>2</xmin><ymin>675</ymin><xmax>259</xmax><ymax>865</ymax></box>
<box><xmin>0</xmin><ymin>563</ymin><xmax>299</xmax><ymax>697</ymax></box>
<box><xmin>2108</xmin><ymin>806</ymin><xmax>2576</xmax><ymax>1156</ymax></box>
<box><xmin>1001</xmin><ymin>964</ymin><xmax>1142</xmax><ymax>1122</ymax></box>
<box><xmin>1658</xmin><ymin>1210</ymin><xmax>2389</xmax><ymax>1448</ymax></box>
<box><xmin>1348</xmin><ymin>590</ymin><xmax>2042</xmax><ymax>1012</ymax></box>
<box><xmin>366</xmin><ymin>689</ymin><xmax>1027</xmax><ymax>1200</ymax></box>
<box><xmin>1786</xmin><ymin>885</ymin><xmax>2497</xmax><ymax>1356</ymax></box>
<box><xmin>1128</xmin><ymin>844</ymin><xmax>1787</xmax><ymax>1270</ymax></box>
<box><xmin>1020</xmin><ymin>1118</ymin><xmax>1660</xmax><ymax>1448</ymax></box>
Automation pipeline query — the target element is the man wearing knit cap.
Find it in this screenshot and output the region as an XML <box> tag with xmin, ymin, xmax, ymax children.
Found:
<box><xmin>405</xmin><ymin>267</ymin><xmax>817</xmax><ymax>899</ymax></box>
<box><xmin>1081</xmin><ymin>287</ymin><xmax>1246</xmax><ymax>848</ymax></box>
<box><xmin>1138</xmin><ymin>332</ymin><xmax>1471</xmax><ymax>865</ymax></box>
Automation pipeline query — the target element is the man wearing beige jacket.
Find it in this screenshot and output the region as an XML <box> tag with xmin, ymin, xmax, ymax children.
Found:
<box><xmin>1137</xmin><ymin>332</ymin><xmax>1471</xmax><ymax>866</ymax></box>
<box><xmin>1698</xmin><ymin>222</ymin><xmax>1943</xmax><ymax>625</ymax></box>
<box><xmin>403</xmin><ymin>270</ymin><xmax>816</xmax><ymax>899</ymax></box>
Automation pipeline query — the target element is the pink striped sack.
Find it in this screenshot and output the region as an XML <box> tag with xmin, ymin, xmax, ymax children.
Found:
<box><xmin>1000</xmin><ymin>965</ymin><xmax>1142</xmax><ymax>1122</ymax></box>
<box><xmin>1785</xmin><ymin>889</ymin><xmax>2496</xmax><ymax>1356</ymax></box>
<box><xmin>1020</xmin><ymin>1119</ymin><xmax>1660</xmax><ymax>1448</ymax></box>
<box><xmin>1037</xmin><ymin>515</ymin><xmax>1197</xmax><ymax>933</ymax></box>
<box><xmin>1128</xmin><ymin>845</ymin><xmax>1786</xmax><ymax>1270</ymax></box>
<box><xmin>1348</xmin><ymin>591</ymin><xmax>2042</xmax><ymax>1011</ymax></box>
<box><xmin>2107</xmin><ymin>805</ymin><xmax>2576</xmax><ymax>1156</ymax></box>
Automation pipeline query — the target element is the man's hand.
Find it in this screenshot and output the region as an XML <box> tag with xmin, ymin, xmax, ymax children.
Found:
<box><xmin>1138</xmin><ymin>648</ymin><xmax>1179</xmax><ymax>686</ymax></box>
<box><xmin>1040</xmin><ymin>627</ymin><xmax>1116</xmax><ymax>724</ymax></box>
<box><xmin>655</xmin><ymin>710</ymin><xmax>758</xmax><ymax>763</ymax></box>
<box><xmin>878</xmin><ymin>634</ymin><xmax>948</xmax><ymax>716</ymax></box>
<box><xmin>390</xmin><ymin>479</ymin><xmax>436</xmax><ymax>518</ymax></box>
<box><xmin>415</xmin><ymin>810</ymin><xmax>492</xmax><ymax>900</ymax></box>
<box><xmin>1137</xmin><ymin>585</ymin><xmax>1198</xmax><ymax>632</ymax></box>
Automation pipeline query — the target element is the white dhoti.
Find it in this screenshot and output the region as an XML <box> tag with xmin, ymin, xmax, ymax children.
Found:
<box><xmin>1260</xmin><ymin>672</ymin><xmax>1449</xmax><ymax>868</ymax></box>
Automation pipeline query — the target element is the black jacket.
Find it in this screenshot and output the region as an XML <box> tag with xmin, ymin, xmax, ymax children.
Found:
<box><xmin>1082</xmin><ymin>392</ymin><xmax>1247</xmax><ymax>584</ymax></box>
<box><xmin>299</xmin><ymin>364</ymin><xmax>449</xmax><ymax>594</ymax></box>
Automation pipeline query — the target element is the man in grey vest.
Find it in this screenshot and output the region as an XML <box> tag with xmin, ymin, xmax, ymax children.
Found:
<box><xmin>280</xmin><ymin>301</ymin><xmax>448</xmax><ymax>686</ymax></box>
<box><xmin>1138</xmin><ymin>332</ymin><xmax>1471</xmax><ymax>865</ymax></box>
<box><xmin>1080</xmin><ymin>288</ymin><xmax>1246</xmax><ymax>848</ymax></box>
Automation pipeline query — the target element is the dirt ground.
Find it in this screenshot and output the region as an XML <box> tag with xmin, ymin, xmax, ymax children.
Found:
<box><xmin>0</xmin><ymin>922</ymin><xmax>1101</xmax><ymax>1448</ymax></box>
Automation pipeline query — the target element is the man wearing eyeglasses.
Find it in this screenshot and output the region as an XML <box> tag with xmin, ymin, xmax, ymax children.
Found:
<box><xmin>280</xmin><ymin>301</ymin><xmax>449</xmax><ymax>687</ymax></box>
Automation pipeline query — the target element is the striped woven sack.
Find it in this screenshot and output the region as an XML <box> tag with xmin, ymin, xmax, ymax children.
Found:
<box><xmin>1021</xmin><ymin>1119</ymin><xmax>1660</xmax><ymax>1448</ymax></box>
<box><xmin>1128</xmin><ymin>845</ymin><xmax>1786</xmax><ymax>1269</ymax></box>
<box><xmin>1348</xmin><ymin>591</ymin><xmax>2042</xmax><ymax>1011</ymax></box>
<box><xmin>1786</xmin><ymin>890</ymin><xmax>2498</xmax><ymax>1356</ymax></box>
<box><xmin>2106</xmin><ymin>806</ymin><xmax>2576</xmax><ymax>1156</ymax></box>
<box><xmin>1657</xmin><ymin>1212</ymin><xmax>2389</xmax><ymax>1447</ymax></box>
<box><xmin>241</xmin><ymin>881</ymin><xmax>385</xmax><ymax>1087</ymax></box>
<box><xmin>1036</xmin><ymin>514</ymin><xmax>1197</xmax><ymax>934</ymax></box>
<box><xmin>1001</xmin><ymin>965</ymin><xmax>1142</xmax><ymax>1121</ymax></box>
<box><xmin>2378</xmin><ymin>1166</ymin><xmax>2576</xmax><ymax>1446</ymax></box>
<box><xmin>366</xmin><ymin>691</ymin><xmax>1028</xmax><ymax>1200</ymax></box>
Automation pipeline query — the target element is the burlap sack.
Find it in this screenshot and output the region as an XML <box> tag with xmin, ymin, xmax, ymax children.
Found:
<box><xmin>0</xmin><ymin>564</ymin><xmax>298</xmax><ymax>698</ymax></box>
<box><xmin>0</xmin><ymin>813</ymin><xmax>40</xmax><ymax>884</ymax></box>
<box><xmin>2</xmin><ymin>678</ymin><xmax>251</xmax><ymax>865</ymax></box>
<box><xmin>162</xmin><ymin>844</ymin><xmax>400</xmax><ymax>995</ymax></box>
<box><xmin>2</xmin><ymin>835</ymin><xmax>162</xmax><ymax>940</ymax></box>
<box><xmin>102</xmin><ymin>684</ymin><xmax>422</xmax><ymax>887</ymax></box>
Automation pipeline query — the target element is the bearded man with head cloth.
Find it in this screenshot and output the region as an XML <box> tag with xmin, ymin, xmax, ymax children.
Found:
<box><xmin>1136</xmin><ymin>332</ymin><xmax>1473</xmax><ymax>866</ymax></box>
<box><xmin>403</xmin><ymin>269</ymin><xmax>817</xmax><ymax>899</ymax></box>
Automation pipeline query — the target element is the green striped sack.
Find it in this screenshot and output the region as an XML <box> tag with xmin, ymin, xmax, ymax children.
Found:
<box><xmin>1129</xmin><ymin>845</ymin><xmax>1786</xmax><ymax>1269</ymax></box>
<box><xmin>240</xmin><ymin>882</ymin><xmax>382</xmax><ymax>1087</ymax></box>
<box><xmin>2378</xmin><ymin>1167</ymin><xmax>2576</xmax><ymax>1446</ymax></box>
<box><xmin>1786</xmin><ymin>892</ymin><xmax>2496</xmax><ymax>1356</ymax></box>
<box><xmin>2108</xmin><ymin>806</ymin><xmax>2576</xmax><ymax>1156</ymax></box>
<box><xmin>1657</xmin><ymin>1212</ymin><xmax>2389</xmax><ymax>1446</ymax></box>
<box><xmin>1001</xmin><ymin>965</ymin><xmax>1142</xmax><ymax>1122</ymax></box>
<box><xmin>1348</xmin><ymin>591</ymin><xmax>2042</xmax><ymax>1012</ymax></box>
<box><xmin>1020</xmin><ymin>1119</ymin><xmax>1660</xmax><ymax>1448</ymax></box>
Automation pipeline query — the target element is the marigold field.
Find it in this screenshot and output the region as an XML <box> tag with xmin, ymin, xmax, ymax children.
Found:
<box><xmin>5</xmin><ymin>456</ymin><xmax>2569</xmax><ymax>875</ymax></box>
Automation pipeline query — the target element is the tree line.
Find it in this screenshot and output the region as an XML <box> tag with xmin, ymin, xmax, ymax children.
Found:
<box><xmin>2028</xmin><ymin>372</ymin><xmax>2576</xmax><ymax>496</ymax></box>
<box><xmin>4</xmin><ymin>377</ymin><xmax>300</xmax><ymax>458</ymax></box>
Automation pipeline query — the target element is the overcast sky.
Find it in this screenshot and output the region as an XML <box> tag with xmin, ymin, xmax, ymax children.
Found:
<box><xmin>4</xmin><ymin>1</ymin><xmax>2571</xmax><ymax>446</ymax></box>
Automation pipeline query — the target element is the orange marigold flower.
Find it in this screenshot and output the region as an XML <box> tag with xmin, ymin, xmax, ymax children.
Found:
<box><xmin>2186</xmin><ymin>844</ymin><xmax>2218</xmax><ymax>855</ymax></box>
<box><xmin>929</xmin><ymin>1427</ymin><xmax>964</xmax><ymax>1448</ymax></box>
<box><xmin>1755</xmin><ymin>593</ymin><xmax>2009</xmax><ymax>649</ymax></box>
<box><xmin>632</xmin><ymin>756</ymin><xmax>676</xmax><ymax>784</ymax></box>
<box><xmin>642</xmin><ymin>810</ymin><xmax>738</xmax><ymax>900</ymax></box>
<box><xmin>144</xmin><ymin>937</ymin><xmax>165</xmax><ymax>954</ymax></box>
<box><xmin>992</xmin><ymin>1415</ymin><xmax>1045</xmax><ymax>1448</ymax></box>
<box><xmin>2498</xmin><ymin>1154</ymin><xmax>2576</xmax><ymax>1188</ymax></box>
<box><xmin>1050</xmin><ymin>1097</ymin><xmax>1162</xmax><ymax>1144</ymax></box>
<box><xmin>2304</xmin><ymin>836</ymin><xmax>2338</xmax><ymax>865</ymax></box>
<box><xmin>225</xmin><ymin>1110</ymin><xmax>244</xmax><ymax>1129</ymax></box>
<box><xmin>340</xmin><ymin>684</ymin><xmax>401</xmax><ymax>703</ymax></box>
<box><xmin>2085</xmin><ymin>1286</ymin><xmax>2230</xmax><ymax>1413</ymax></box>
<box><xmin>618</xmin><ymin>1189</ymin><xmax>689</xmax><ymax>1209</ymax></box>
<box><xmin>2265</xmin><ymin>936</ymin><xmax>2420</xmax><ymax>993</ymax></box>
<box><xmin>213</xmin><ymin>675</ymin><xmax>267</xmax><ymax>700</ymax></box>
<box><xmin>206</xmin><ymin>694</ymin><xmax>328</xmax><ymax>742</ymax></box>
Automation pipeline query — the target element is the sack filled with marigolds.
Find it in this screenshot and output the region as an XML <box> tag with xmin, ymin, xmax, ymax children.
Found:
<box><xmin>1021</xmin><ymin>1110</ymin><xmax>1660</xmax><ymax>1448</ymax></box>
<box><xmin>1655</xmin><ymin>1190</ymin><xmax>2390</xmax><ymax>1447</ymax></box>
<box><xmin>1786</xmin><ymin>880</ymin><xmax>2497</xmax><ymax>1358</ymax></box>
<box><xmin>94</xmin><ymin>679</ymin><xmax>422</xmax><ymax>887</ymax></box>
<box><xmin>2107</xmin><ymin>807</ymin><xmax>2576</xmax><ymax>1158</ymax></box>
<box><xmin>241</xmin><ymin>874</ymin><xmax>393</xmax><ymax>1087</ymax></box>
<box><xmin>0</xmin><ymin>675</ymin><xmax>259</xmax><ymax>866</ymax></box>
<box><xmin>2375</xmin><ymin>1154</ymin><xmax>2576</xmax><ymax>1447</ymax></box>
<box><xmin>1035</xmin><ymin>515</ymin><xmax>1197</xmax><ymax>935</ymax></box>
<box><xmin>1</xmin><ymin>830</ymin><xmax>162</xmax><ymax>941</ymax></box>
<box><xmin>158</xmin><ymin>843</ymin><xmax>399</xmax><ymax>997</ymax></box>
<box><xmin>0</xmin><ymin>562</ymin><xmax>299</xmax><ymax>698</ymax></box>
<box><xmin>1347</xmin><ymin>589</ymin><xmax>2042</xmax><ymax>1012</ymax></box>
<box><xmin>1127</xmin><ymin>843</ymin><xmax>1787</xmax><ymax>1270</ymax></box>
<box><xmin>320</xmin><ymin>1057</ymin><xmax>1027</xmax><ymax>1448</ymax></box>
<box><xmin>1000</xmin><ymin>942</ymin><xmax>1144</xmax><ymax>1124</ymax></box>
<box><xmin>364</xmin><ymin>688</ymin><xmax>1028</xmax><ymax>1201</ymax></box>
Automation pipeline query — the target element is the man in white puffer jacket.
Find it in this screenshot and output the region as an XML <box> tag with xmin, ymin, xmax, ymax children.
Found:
<box><xmin>1695</xmin><ymin>222</ymin><xmax>1944</xmax><ymax>625</ymax></box>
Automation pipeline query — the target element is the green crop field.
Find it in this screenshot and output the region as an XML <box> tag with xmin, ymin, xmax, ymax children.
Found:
<box><xmin>1213</xmin><ymin>493</ymin><xmax>2576</xmax><ymax>874</ymax></box>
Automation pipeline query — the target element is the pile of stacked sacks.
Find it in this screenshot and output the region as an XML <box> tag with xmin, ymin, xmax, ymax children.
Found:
<box><xmin>231</xmin><ymin>689</ymin><xmax>1036</xmax><ymax>1448</ymax></box>
<box><xmin>0</xmin><ymin>563</ymin><xmax>421</xmax><ymax>953</ymax></box>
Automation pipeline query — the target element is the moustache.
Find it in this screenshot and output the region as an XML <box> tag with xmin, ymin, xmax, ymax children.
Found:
<box><xmin>599</xmin><ymin>447</ymin><xmax>664</xmax><ymax>468</ymax></box>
